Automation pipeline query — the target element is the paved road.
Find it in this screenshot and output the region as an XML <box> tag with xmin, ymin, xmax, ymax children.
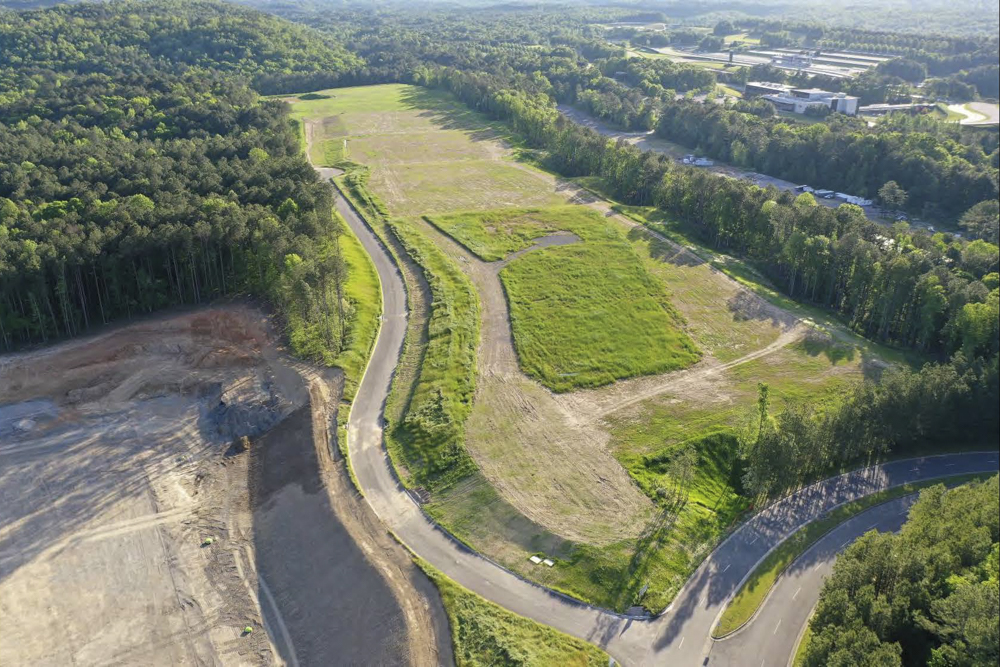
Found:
<box><xmin>948</xmin><ymin>102</ymin><xmax>1000</xmax><ymax>127</ymax></box>
<box><xmin>710</xmin><ymin>494</ymin><xmax>918</xmax><ymax>667</ymax></box>
<box><xmin>323</xmin><ymin>172</ymin><xmax>999</xmax><ymax>665</ymax></box>
<box><xmin>556</xmin><ymin>105</ymin><xmax>891</xmax><ymax>222</ymax></box>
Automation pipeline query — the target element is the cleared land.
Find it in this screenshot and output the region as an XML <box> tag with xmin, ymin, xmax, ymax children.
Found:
<box><xmin>290</xmin><ymin>84</ymin><xmax>568</xmax><ymax>216</ymax></box>
<box><xmin>293</xmin><ymin>83</ymin><xmax>887</xmax><ymax>614</ymax></box>
<box><xmin>430</xmin><ymin>206</ymin><xmax>700</xmax><ymax>391</ymax></box>
<box><xmin>0</xmin><ymin>306</ymin><xmax>448</xmax><ymax>666</ymax></box>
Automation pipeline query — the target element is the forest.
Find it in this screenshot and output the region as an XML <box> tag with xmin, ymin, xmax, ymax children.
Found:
<box><xmin>804</xmin><ymin>476</ymin><xmax>999</xmax><ymax>666</ymax></box>
<box><xmin>4</xmin><ymin>0</ymin><xmax>998</xmax><ymax>370</ymax></box>
<box><xmin>0</xmin><ymin>0</ymin><xmax>360</xmax><ymax>352</ymax></box>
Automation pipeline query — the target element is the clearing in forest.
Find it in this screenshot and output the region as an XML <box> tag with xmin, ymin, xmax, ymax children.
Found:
<box><xmin>429</xmin><ymin>206</ymin><xmax>700</xmax><ymax>392</ymax></box>
<box><xmin>288</xmin><ymin>84</ymin><xmax>568</xmax><ymax>216</ymax></box>
<box><xmin>294</xmin><ymin>82</ymin><xmax>890</xmax><ymax>613</ymax></box>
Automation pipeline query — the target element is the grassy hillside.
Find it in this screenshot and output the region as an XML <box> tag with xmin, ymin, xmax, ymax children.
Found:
<box><xmin>286</xmin><ymin>84</ymin><xmax>568</xmax><ymax>216</ymax></box>
<box><xmin>419</xmin><ymin>561</ymin><xmax>609</xmax><ymax>667</ymax></box>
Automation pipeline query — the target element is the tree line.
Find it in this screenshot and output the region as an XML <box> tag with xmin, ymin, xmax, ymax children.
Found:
<box><xmin>654</xmin><ymin>99</ymin><xmax>998</xmax><ymax>217</ymax></box>
<box><xmin>738</xmin><ymin>354</ymin><xmax>998</xmax><ymax>501</ymax></box>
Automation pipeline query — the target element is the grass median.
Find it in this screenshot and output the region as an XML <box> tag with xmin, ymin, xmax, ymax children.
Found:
<box><xmin>334</xmin><ymin>213</ymin><xmax>382</xmax><ymax>402</ymax></box>
<box><xmin>712</xmin><ymin>472</ymin><xmax>992</xmax><ymax>638</ymax></box>
<box><xmin>382</xmin><ymin>216</ymin><xmax>481</xmax><ymax>491</ymax></box>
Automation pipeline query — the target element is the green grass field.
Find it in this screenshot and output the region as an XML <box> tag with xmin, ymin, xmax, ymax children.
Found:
<box><xmin>430</xmin><ymin>206</ymin><xmax>700</xmax><ymax>391</ymax></box>
<box><xmin>418</xmin><ymin>561</ymin><xmax>609</xmax><ymax>666</ymax></box>
<box><xmin>286</xmin><ymin>84</ymin><xmax>567</xmax><ymax>216</ymax></box>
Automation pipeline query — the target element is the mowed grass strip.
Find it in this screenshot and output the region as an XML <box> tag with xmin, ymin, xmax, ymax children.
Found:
<box><xmin>712</xmin><ymin>473</ymin><xmax>993</xmax><ymax>638</ymax></box>
<box><xmin>431</xmin><ymin>205</ymin><xmax>700</xmax><ymax>392</ymax></box>
<box><xmin>417</xmin><ymin>560</ymin><xmax>609</xmax><ymax>667</ymax></box>
<box><xmin>286</xmin><ymin>84</ymin><xmax>567</xmax><ymax>216</ymax></box>
<box><xmin>385</xmin><ymin>217</ymin><xmax>480</xmax><ymax>490</ymax></box>
<box><xmin>334</xmin><ymin>213</ymin><xmax>382</xmax><ymax>401</ymax></box>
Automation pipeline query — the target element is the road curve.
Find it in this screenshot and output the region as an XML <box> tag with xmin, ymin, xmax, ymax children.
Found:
<box><xmin>325</xmin><ymin>172</ymin><xmax>999</xmax><ymax>665</ymax></box>
<box><xmin>710</xmin><ymin>493</ymin><xmax>919</xmax><ymax>667</ymax></box>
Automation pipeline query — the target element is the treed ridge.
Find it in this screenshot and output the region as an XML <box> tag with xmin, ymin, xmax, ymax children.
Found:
<box><xmin>0</xmin><ymin>0</ymin><xmax>360</xmax><ymax>352</ymax></box>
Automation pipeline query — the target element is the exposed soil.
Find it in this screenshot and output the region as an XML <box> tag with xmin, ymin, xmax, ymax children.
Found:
<box><xmin>0</xmin><ymin>304</ymin><xmax>450</xmax><ymax>667</ymax></box>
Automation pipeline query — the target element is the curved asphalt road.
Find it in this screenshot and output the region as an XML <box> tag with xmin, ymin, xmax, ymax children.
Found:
<box><xmin>326</xmin><ymin>173</ymin><xmax>999</xmax><ymax>666</ymax></box>
<box><xmin>710</xmin><ymin>493</ymin><xmax>919</xmax><ymax>667</ymax></box>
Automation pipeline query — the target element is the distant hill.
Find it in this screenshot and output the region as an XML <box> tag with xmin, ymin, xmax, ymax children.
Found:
<box><xmin>0</xmin><ymin>0</ymin><xmax>362</xmax><ymax>91</ymax></box>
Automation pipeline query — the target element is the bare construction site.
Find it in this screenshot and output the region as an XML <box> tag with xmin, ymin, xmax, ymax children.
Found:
<box><xmin>0</xmin><ymin>305</ymin><xmax>449</xmax><ymax>666</ymax></box>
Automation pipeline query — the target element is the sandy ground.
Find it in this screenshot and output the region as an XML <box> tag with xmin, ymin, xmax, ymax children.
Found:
<box><xmin>0</xmin><ymin>305</ymin><xmax>450</xmax><ymax>667</ymax></box>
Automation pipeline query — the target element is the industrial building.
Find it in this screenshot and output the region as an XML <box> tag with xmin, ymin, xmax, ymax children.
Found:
<box><xmin>743</xmin><ymin>82</ymin><xmax>859</xmax><ymax>116</ymax></box>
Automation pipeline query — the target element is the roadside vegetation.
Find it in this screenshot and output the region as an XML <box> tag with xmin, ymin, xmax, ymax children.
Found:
<box><xmin>714</xmin><ymin>472</ymin><xmax>995</xmax><ymax>638</ymax></box>
<box><xmin>332</xmin><ymin>215</ymin><xmax>381</xmax><ymax>400</ymax></box>
<box><xmin>384</xmin><ymin>216</ymin><xmax>481</xmax><ymax>490</ymax></box>
<box><xmin>418</xmin><ymin>561</ymin><xmax>609</xmax><ymax>667</ymax></box>
<box><xmin>804</xmin><ymin>477</ymin><xmax>1000</xmax><ymax>666</ymax></box>
<box><xmin>430</xmin><ymin>206</ymin><xmax>700</xmax><ymax>391</ymax></box>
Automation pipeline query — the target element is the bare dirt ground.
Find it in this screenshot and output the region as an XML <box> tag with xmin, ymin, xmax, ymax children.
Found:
<box><xmin>0</xmin><ymin>304</ymin><xmax>449</xmax><ymax>667</ymax></box>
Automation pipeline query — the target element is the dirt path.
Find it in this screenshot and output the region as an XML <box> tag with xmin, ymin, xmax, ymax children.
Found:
<box><xmin>413</xmin><ymin>217</ymin><xmax>652</xmax><ymax>544</ymax></box>
<box><xmin>304</xmin><ymin>375</ymin><xmax>450</xmax><ymax>667</ymax></box>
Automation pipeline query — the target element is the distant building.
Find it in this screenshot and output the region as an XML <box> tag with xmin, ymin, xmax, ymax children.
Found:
<box><xmin>744</xmin><ymin>81</ymin><xmax>792</xmax><ymax>98</ymax></box>
<box><xmin>771</xmin><ymin>51</ymin><xmax>813</xmax><ymax>69</ymax></box>
<box><xmin>744</xmin><ymin>82</ymin><xmax>859</xmax><ymax>116</ymax></box>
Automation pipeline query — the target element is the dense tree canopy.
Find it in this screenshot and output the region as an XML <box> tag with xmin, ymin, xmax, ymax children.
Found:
<box><xmin>805</xmin><ymin>477</ymin><xmax>1000</xmax><ymax>666</ymax></box>
<box><xmin>0</xmin><ymin>0</ymin><xmax>361</xmax><ymax>354</ymax></box>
